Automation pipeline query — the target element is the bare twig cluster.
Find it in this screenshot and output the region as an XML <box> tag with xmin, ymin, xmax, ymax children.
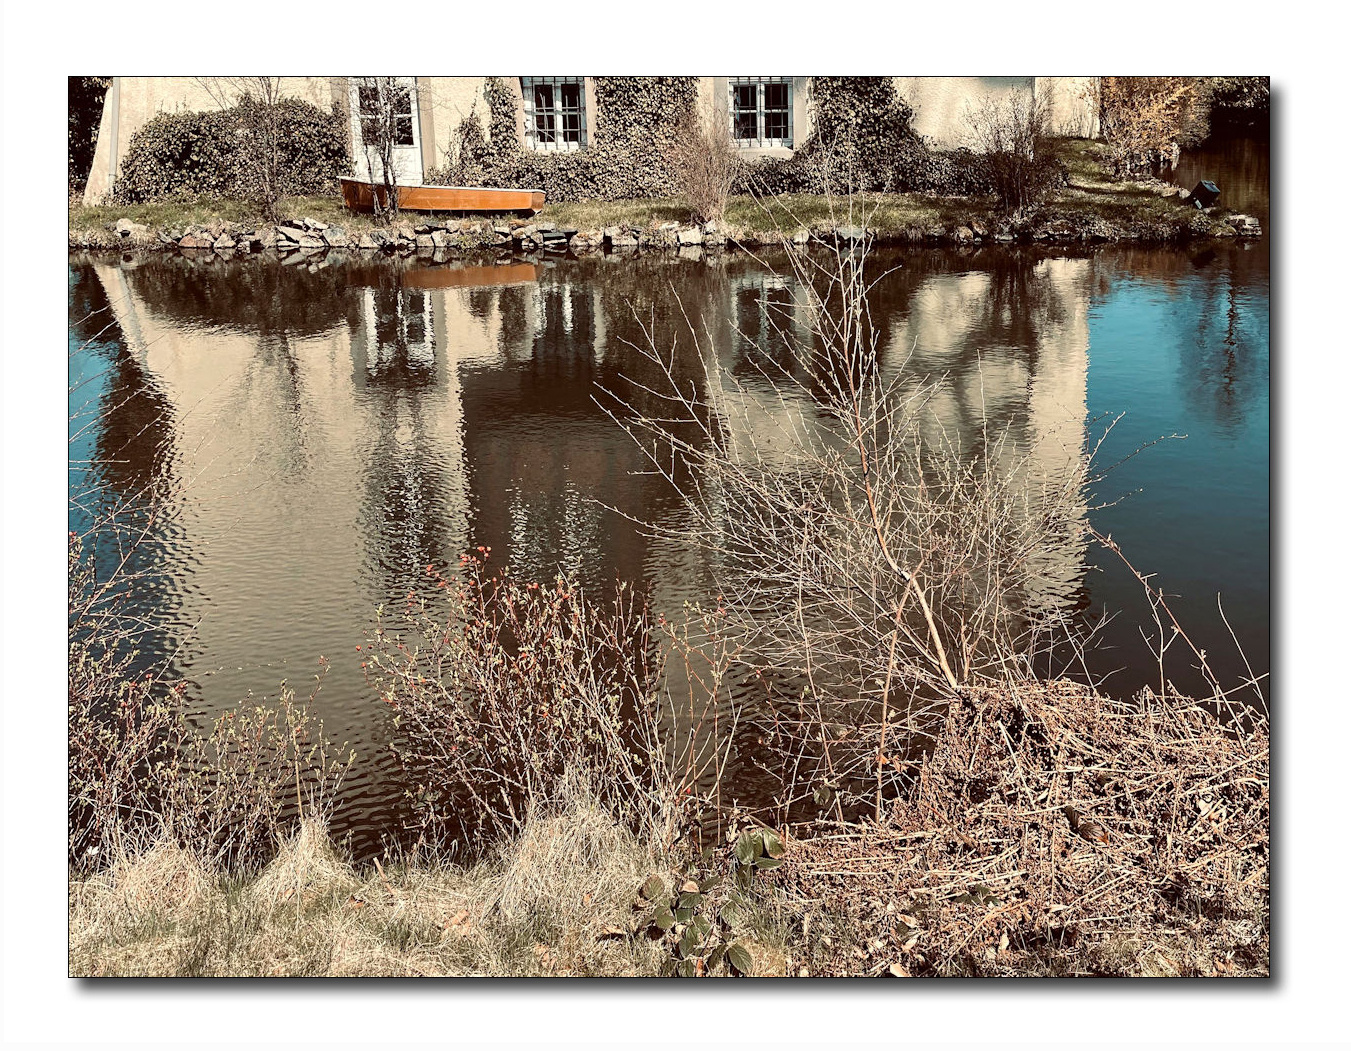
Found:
<box><xmin>668</xmin><ymin>94</ymin><xmax>739</xmax><ymax>225</ymax></box>
<box><xmin>365</xmin><ymin>553</ymin><xmax>726</xmax><ymax>854</ymax></box>
<box><xmin>1097</xmin><ymin>76</ymin><xmax>1211</xmax><ymax>178</ymax></box>
<box><xmin>773</xmin><ymin>679</ymin><xmax>1268</xmax><ymax>977</ymax></box>
<box><xmin>600</xmin><ymin>231</ymin><xmax>1090</xmax><ymax>820</ymax></box>
<box><xmin>69</xmin><ymin>531</ymin><xmax>350</xmax><ymax>873</ymax></box>
<box><xmin>965</xmin><ymin>92</ymin><xmax>1064</xmax><ymax>214</ymax></box>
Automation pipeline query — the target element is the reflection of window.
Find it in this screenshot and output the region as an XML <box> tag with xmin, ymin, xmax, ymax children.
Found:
<box><xmin>363</xmin><ymin>288</ymin><xmax>436</xmax><ymax>383</ymax></box>
<box><xmin>357</xmin><ymin>78</ymin><xmax>415</xmax><ymax>146</ymax></box>
<box><xmin>734</xmin><ymin>276</ymin><xmax>793</xmax><ymax>350</ymax></box>
<box><xmin>522</xmin><ymin>77</ymin><xmax>587</xmax><ymax>150</ymax></box>
<box><xmin>730</xmin><ymin>78</ymin><xmax>792</xmax><ymax>147</ymax></box>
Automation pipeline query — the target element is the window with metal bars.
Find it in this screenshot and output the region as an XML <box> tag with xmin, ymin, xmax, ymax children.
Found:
<box><xmin>522</xmin><ymin>77</ymin><xmax>587</xmax><ymax>150</ymax></box>
<box><xmin>356</xmin><ymin>78</ymin><xmax>415</xmax><ymax>147</ymax></box>
<box><xmin>730</xmin><ymin>78</ymin><xmax>792</xmax><ymax>147</ymax></box>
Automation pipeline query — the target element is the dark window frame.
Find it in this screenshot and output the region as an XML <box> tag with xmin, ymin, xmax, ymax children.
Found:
<box><xmin>729</xmin><ymin>77</ymin><xmax>793</xmax><ymax>148</ymax></box>
<box><xmin>522</xmin><ymin>77</ymin><xmax>588</xmax><ymax>151</ymax></box>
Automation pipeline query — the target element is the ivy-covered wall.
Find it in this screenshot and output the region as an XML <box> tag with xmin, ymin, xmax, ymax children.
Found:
<box><xmin>742</xmin><ymin>77</ymin><xmax>990</xmax><ymax>196</ymax></box>
<box><xmin>428</xmin><ymin>77</ymin><xmax>698</xmax><ymax>201</ymax></box>
<box><xmin>430</xmin><ymin>76</ymin><xmax>989</xmax><ymax>202</ymax></box>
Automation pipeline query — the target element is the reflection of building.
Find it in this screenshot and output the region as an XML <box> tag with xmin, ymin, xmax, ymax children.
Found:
<box><xmin>882</xmin><ymin>255</ymin><xmax>1093</xmax><ymax>611</ymax></box>
<box><xmin>456</xmin><ymin>273</ymin><xmax>662</xmax><ymax>585</ymax></box>
<box><xmin>88</xmin><ymin>260</ymin><xmax>558</xmax><ymax>718</ymax></box>
<box><xmin>86</xmin><ymin>249</ymin><xmax>1108</xmax><ymax>848</ymax></box>
<box><xmin>692</xmin><ymin>254</ymin><xmax>1093</xmax><ymax>615</ymax></box>
<box><xmin>84</xmin><ymin>77</ymin><xmax>1100</xmax><ymax>202</ymax></box>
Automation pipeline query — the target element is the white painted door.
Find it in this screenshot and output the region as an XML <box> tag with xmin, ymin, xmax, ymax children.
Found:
<box><xmin>350</xmin><ymin>77</ymin><xmax>423</xmax><ymax>185</ymax></box>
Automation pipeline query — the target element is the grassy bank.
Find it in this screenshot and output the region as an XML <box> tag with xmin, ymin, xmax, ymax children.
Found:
<box><xmin>68</xmin><ymin>140</ymin><xmax>1255</xmax><ymax>250</ymax></box>
<box><xmin>70</xmin><ymin>790</ymin><xmax>787</xmax><ymax>978</ymax></box>
<box><xmin>71</xmin><ymin>677</ymin><xmax>1266</xmax><ymax>978</ymax></box>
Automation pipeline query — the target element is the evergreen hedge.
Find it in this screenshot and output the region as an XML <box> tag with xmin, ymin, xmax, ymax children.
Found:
<box><xmin>113</xmin><ymin>98</ymin><xmax>350</xmax><ymax>204</ymax></box>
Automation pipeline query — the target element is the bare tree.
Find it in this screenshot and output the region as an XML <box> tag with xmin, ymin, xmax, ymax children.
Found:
<box><xmin>965</xmin><ymin>91</ymin><xmax>1062</xmax><ymax>215</ymax></box>
<box><xmin>197</xmin><ymin>77</ymin><xmax>288</xmax><ymax>222</ymax></box>
<box><xmin>669</xmin><ymin>92</ymin><xmax>739</xmax><ymax>225</ymax></box>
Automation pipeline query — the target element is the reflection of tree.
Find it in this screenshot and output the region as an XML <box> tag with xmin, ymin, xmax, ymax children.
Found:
<box><xmin>123</xmin><ymin>253</ymin><xmax>356</xmax><ymax>337</ymax></box>
<box><xmin>70</xmin><ymin>260</ymin><xmax>188</xmax><ymax>684</ymax></box>
<box><xmin>1179</xmin><ymin>246</ymin><xmax>1267</xmax><ymax>437</ymax></box>
<box><xmin>71</xmin><ymin>265</ymin><xmax>178</xmax><ymax>510</ymax></box>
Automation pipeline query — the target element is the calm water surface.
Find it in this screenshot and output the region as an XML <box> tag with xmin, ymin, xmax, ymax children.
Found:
<box><xmin>70</xmin><ymin>207</ymin><xmax>1269</xmax><ymax>852</ymax></box>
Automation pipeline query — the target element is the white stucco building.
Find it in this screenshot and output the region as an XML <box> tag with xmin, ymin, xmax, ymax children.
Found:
<box><xmin>83</xmin><ymin>76</ymin><xmax>1100</xmax><ymax>204</ymax></box>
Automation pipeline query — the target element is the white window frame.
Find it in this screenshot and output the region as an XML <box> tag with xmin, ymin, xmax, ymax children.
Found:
<box><xmin>729</xmin><ymin>77</ymin><xmax>793</xmax><ymax>148</ymax></box>
<box><xmin>521</xmin><ymin>77</ymin><xmax>588</xmax><ymax>152</ymax></box>
<box><xmin>348</xmin><ymin>76</ymin><xmax>423</xmax><ymax>184</ymax></box>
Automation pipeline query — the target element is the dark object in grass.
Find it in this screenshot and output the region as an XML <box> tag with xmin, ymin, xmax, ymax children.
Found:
<box><xmin>1063</xmin><ymin>805</ymin><xmax>1110</xmax><ymax>845</ymax></box>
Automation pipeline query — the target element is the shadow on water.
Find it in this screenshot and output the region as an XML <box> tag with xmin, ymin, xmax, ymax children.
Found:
<box><xmin>68</xmin><ymin>224</ymin><xmax>1269</xmax><ymax>851</ymax></box>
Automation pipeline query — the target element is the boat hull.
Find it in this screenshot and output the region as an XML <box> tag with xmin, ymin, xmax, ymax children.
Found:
<box><xmin>340</xmin><ymin>178</ymin><xmax>545</xmax><ymax>215</ymax></box>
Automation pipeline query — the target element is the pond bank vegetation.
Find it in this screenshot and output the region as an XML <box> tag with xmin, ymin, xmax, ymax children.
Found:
<box><xmin>68</xmin><ymin>139</ymin><xmax>1259</xmax><ymax>253</ymax></box>
<box><xmin>69</xmin><ymin>678</ymin><xmax>1266</xmax><ymax>977</ymax></box>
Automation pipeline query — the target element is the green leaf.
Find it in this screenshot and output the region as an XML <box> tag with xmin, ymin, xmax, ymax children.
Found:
<box><xmin>707</xmin><ymin>943</ymin><xmax>727</xmax><ymax>973</ymax></box>
<box><xmin>719</xmin><ymin>899</ymin><xmax>742</xmax><ymax>927</ymax></box>
<box><xmin>698</xmin><ymin>874</ymin><xmax>723</xmax><ymax>894</ymax></box>
<box><xmin>761</xmin><ymin>829</ymin><xmax>785</xmax><ymax>859</ymax></box>
<box><xmin>677</xmin><ymin>958</ymin><xmax>696</xmax><ymax>977</ymax></box>
<box><xmin>678</xmin><ymin>891</ymin><xmax>702</xmax><ymax>910</ymax></box>
<box><xmin>735</xmin><ymin>831</ymin><xmax>760</xmax><ymax>866</ymax></box>
<box><xmin>754</xmin><ymin>856</ymin><xmax>783</xmax><ymax>870</ymax></box>
<box><xmin>727</xmin><ymin>941</ymin><xmax>754</xmax><ymax>975</ymax></box>
<box><xmin>639</xmin><ymin>875</ymin><xmax>665</xmax><ymax>903</ymax></box>
<box><xmin>652</xmin><ymin>904</ymin><xmax>676</xmax><ymax>931</ymax></box>
<box><xmin>674</xmin><ymin>906</ymin><xmax>694</xmax><ymax>924</ymax></box>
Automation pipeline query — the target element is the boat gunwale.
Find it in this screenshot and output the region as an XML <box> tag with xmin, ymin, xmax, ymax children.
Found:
<box><xmin>338</xmin><ymin>176</ymin><xmax>547</xmax><ymax>195</ymax></box>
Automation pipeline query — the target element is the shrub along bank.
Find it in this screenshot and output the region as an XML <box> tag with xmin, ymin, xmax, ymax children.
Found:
<box><xmin>111</xmin><ymin>97</ymin><xmax>350</xmax><ymax>204</ymax></box>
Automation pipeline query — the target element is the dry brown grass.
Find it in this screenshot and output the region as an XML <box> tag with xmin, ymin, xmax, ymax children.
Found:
<box><xmin>766</xmin><ymin>679</ymin><xmax>1269</xmax><ymax>978</ymax></box>
<box><xmin>70</xmin><ymin>786</ymin><xmax>684</xmax><ymax>978</ymax></box>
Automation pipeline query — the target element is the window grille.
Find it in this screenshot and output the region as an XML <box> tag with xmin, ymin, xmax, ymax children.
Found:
<box><xmin>356</xmin><ymin>78</ymin><xmax>415</xmax><ymax>147</ymax></box>
<box><xmin>522</xmin><ymin>77</ymin><xmax>588</xmax><ymax>150</ymax></box>
<box><xmin>729</xmin><ymin>77</ymin><xmax>792</xmax><ymax>147</ymax></box>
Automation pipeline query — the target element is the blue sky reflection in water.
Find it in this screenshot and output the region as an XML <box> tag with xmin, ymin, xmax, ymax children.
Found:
<box><xmin>1083</xmin><ymin>242</ymin><xmax>1269</xmax><ymax>700</ymax></box>
<box><xmin>68</xmin><ymin>233</ymin><xmax>1269</xmax><ymax>850</ymax></box>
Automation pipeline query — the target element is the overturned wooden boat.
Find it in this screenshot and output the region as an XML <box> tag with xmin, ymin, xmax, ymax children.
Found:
<box><xmin>340</xmin><ymin>177</ymin><xmax>545</xmax><ymax>216</ymax></box>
